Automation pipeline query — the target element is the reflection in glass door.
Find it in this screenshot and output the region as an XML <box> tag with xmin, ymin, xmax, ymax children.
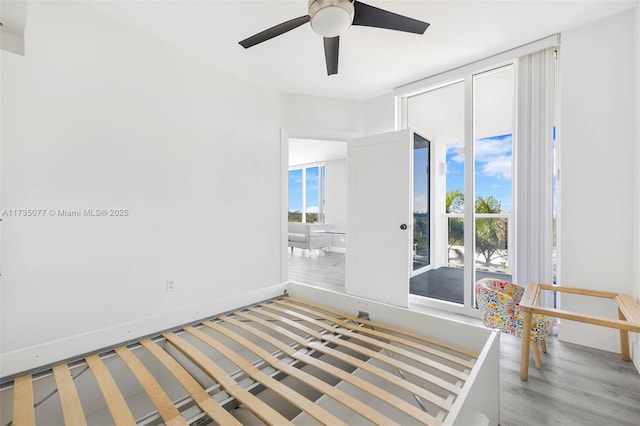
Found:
<box><xmin>413</xmin><ymin>135</ymin><xmax>430</xmax><ymax>272</ymax></box>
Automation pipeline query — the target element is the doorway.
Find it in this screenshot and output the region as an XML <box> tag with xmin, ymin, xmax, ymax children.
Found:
<box><xmin>282</xmin><ymin>134</ymin><xmax>349</xmax><ymax>290</ymax></box>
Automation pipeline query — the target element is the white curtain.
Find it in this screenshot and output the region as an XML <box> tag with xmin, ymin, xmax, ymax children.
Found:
<box><xmin>514</xmin><ymin>47</ymin><xmax>557</xmax><ymax>306</ymax></box>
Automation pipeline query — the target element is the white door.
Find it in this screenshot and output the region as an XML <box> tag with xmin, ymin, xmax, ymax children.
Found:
<box><xmin>346</xmin><ymin>129</ymin><xmax>413</xmax><ymax>307</ymax></box>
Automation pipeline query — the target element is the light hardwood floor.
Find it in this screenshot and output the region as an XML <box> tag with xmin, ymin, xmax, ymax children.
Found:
<box><xmin>288</xmin><ymin>249</ymin><xmax>640</xmax><ymax>426</ymax></box>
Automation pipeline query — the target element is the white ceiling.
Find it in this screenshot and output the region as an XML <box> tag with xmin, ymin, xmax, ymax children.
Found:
<box><xmin>86</xmin><ymin>0</ymin><xmax>636</xmax><ymax>101</ymax></box>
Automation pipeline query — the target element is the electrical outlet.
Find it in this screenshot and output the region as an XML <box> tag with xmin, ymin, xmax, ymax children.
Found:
<box><xmin>165</xmin><ymin>279</ymin><xmax>176</xmax><ymax>292</ymax></box>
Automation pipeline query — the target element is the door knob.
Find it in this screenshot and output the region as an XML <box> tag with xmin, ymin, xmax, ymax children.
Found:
<box><xmin>400</xmin><ymin>224</ymin><xmax>407</xmax><ymax>230</ymax></box>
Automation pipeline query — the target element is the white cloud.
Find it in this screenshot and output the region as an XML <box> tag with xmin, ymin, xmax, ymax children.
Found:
<box><xmin>479</xmin><ymin>155</ymin><xmax>512</xmax><ymax>179</ymax></box>
<box><xmin>475</xmin><ymin>137</ymin><xmax>512</xmax><ymax>162</ymax></box>
<box><xmin>306</xmin><ymin>206</ymin><xmax>319</xmax><ymax>213</ymax></box>
<box><xmin>447</xmin><ymin>142</ymin><xmax>465</xmax><ymax>163</ymax></box>
<box><xmin>448</xmin><ymin>136</ymin><xmax>512</xmax><ymax>179</ymax></box>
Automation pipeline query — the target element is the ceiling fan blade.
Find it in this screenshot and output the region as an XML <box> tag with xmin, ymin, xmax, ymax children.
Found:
<box><xmin>239</xmin><ymin>15</ymin><xmax>311</xmax><ymax>48</ymax></box>
<box><xmin>352</xmin><ymin>1</ymin><xmax>429</xmax><ymax>34</ymax></box>
<box><xmin>324</xmin><ymin>36</ymin><xmax>339</xmax><ymax>75</ymax></box>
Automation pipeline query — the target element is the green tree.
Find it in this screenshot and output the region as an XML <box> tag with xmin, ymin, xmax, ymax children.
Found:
<box><xmin>475</xmin><ymin>196</ymin><xmax>507</xmax><ymax>266</ymax></box>
<box><xmin>446</xmin><ymin>189</ymin><xmax>464</xmax><ymax>214</ymax></box>
<box><xmin>413</xmin><ymin>214</ymin><xmax>429</xmax><ymax>259</ymax></box>
<box><xmin>445</xmin><ymin>191</ymin><xmax>508</xmax><ymax>267</ymax></box>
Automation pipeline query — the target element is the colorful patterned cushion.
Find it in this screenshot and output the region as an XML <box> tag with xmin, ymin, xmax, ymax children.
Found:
<box><xmin>476</xmin><ymin>278</ymin><xmax>553</xmax><ymax>341</ymax></box>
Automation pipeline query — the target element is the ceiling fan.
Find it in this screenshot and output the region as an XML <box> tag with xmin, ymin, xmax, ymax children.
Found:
<box><xmin>239</xmin><ymin>0</ymin><xmax>429</xmax><ymax>75</ymax></box>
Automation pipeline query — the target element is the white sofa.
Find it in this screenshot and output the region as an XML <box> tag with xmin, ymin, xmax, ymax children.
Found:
<box><xmin>288</xmin><ymin>222</ymin><xmax>334</xmax><ymax>252</ymax></box>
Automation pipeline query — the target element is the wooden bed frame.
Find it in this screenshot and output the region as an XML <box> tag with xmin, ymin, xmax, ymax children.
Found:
<box><xmin>1</xmin><ymin>283</ymin><xmax>500</xmax><ymax>425</ymax></box>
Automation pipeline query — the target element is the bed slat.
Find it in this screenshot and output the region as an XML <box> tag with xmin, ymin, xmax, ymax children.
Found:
<box><xmin>52</xmin><ymin>364</ymin><xmax>87</xmax><ymax>426</ymax></box>
<box><xmin>276</xmin><ymin>298</ymin><xmax>476</xmax><ymax>367</ymax></box>
<box><xmin>249</xmin><ymin>305</ymin><xmax>454</xmax><ymax>411</ymax></box>
<box><xmin>85</xmin><ymin>354</ymin><xmax>136</xmax><ymax>426</ymax></box>
<box><xmin>163</xmin><ymin>332</ymin><xmax>293</xmax><ymax>425</ymax></box>
<box><xmin>139</xmin><ymin>339</ymin><xmax>242</xmax><ymax>425</ymax></box>
<box><xmin>209</xmin><ymin>317</ymin><xmax>398</xmax><ymax>425</ymax></box>
<box><xmin>251</xmin><ymin>305</ymin><xmax>454</xmax><ymax>410</ymax></box>
<box><xmin>320</xmin><ymin>333</ymin><xmax>461</xmax><ymax>395</ymax></box>
<box><xmin>233</xmin><ymin>309</ymin><xmax>443</xmax><ymax>425</ymax></box>
<box><xmin>306</xmin><ymin>340</ymin><xmax>452</xmax><ymax>411</ymax></box>
<box><xmin>283</xmin><ymin>296</ymin><xmax>479</xmax><ymax>359</ymax></box>
<box><xmin>259</xmin><ymin>303</ymin><xmax>469</xmax><ymax>381</ymax></box>
<box><xmin>13</xmin><ymin>374</ymin><xmax>35</xmax><ymax>426</ymax></box>
<box><xmin>184</xmin><ymin>325</ymin><xmax>348</xmax><ymax>426</ymax></box>
<box><xmin>114</xmin><ymin>346</ymin><xmax>187</xmax><ymax>426</ymax></box>
<box><xmin>6</xmin><ymin>296</ymin><xmax>481</xmax><ymax>426</ymax></box>
<box><xmin>222</xmin><ymin>313</ymin><xmax>403</xmax><ymax>425</ymax></box>
<box><xmin>295</xmin><ymin>349</ymin><xmax>442</xmax><ymax>425</ymax></box>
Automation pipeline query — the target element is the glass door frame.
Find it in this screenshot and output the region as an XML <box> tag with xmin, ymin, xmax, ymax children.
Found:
<box><xmin>397</xmin><ymin>61</ymin><xmax>516</xmax><ymax>318</ymax></box>
<box><xmin>412</xmin><ymin>133</ymin><xmax>432</xmax><ymax>276</ymax></box>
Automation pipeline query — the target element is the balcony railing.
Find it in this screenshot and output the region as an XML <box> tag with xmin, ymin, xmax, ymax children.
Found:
<box><xmin>443</xmin><ymin>213</ymin><xmax>512</xmax><ymax>274</ymax></box>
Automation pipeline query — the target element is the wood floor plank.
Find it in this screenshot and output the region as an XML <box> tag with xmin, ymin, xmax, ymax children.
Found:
<box><xmin>163</xmin><ymin>332</ymin><xmax>293</xmax><ymax>425</ymax></box>
<box><xmin>499</xmin><ymin>333</ymin><xmax>640</xmax><ymax>426</ymax></box>
<box><xmin>52</xmin><ymin>364</ymin><xmax>87</xmax><ymax>426</ymax></box>
<box><xmin>13</xmin><ymin>374</ymin><xmax>35</xmax><ymax>426</ymax></box>
<box><xmin>139</xmin><ymin>339</ymin><xmax>242</xmax><ymax>426</ymax></box>
<box><xmin>85</xmin><ymin>354</ymin><xmax>136</xmax><ymax>426</ymax></box>
<box><xmin>114</xmin><ymin>346</ymin><xmax>187</xmax><ymax>426</ymax></box>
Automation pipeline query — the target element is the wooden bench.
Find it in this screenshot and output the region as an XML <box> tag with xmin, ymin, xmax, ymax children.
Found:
<box><xmin>519</xmin><ymin>282</ymin><xmax>640</xmax><ymax>380</ymax></box>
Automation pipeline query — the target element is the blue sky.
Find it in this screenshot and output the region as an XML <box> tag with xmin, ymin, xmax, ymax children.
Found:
<box><xmin>288</xmin><ymin>167</ymin><xmax>319</xmax><ymax>213</ymax></box>
<box><xmin>290</xmin><ymin>134</ymin><xmax>512</xmax><ymax>214</ymax></box>
<box><xmin>446</xmin><ymin>133</ymin><xmax>513</xmax><ymax>212</ymax></box>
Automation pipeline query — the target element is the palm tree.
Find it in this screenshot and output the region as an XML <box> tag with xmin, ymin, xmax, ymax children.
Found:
<box><xmin>446</xmin><ymin>189</ymin><xmax>464</xmax><ymax>214</ymax></box>
<box><xmin>475</xmin><ymin>196</ymin><xmax>507</xmax><ymax>266</ymax></box>
<box><xmin>445</xmin><ymin>191</ymin><xmax>507</xmax><ymax>267</ymax></box>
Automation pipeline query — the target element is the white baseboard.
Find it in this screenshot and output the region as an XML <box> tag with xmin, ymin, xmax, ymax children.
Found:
<box><xmin>0</xmin><ymin>283</ymin><xmax>289</xmax><ymax>378</ymax></box>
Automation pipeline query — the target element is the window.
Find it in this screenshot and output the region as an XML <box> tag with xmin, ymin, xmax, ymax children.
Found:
<box><xmin>288</xmin><ymin>165</ymin><xmax>325</xmax><ymax>223</ymax></box>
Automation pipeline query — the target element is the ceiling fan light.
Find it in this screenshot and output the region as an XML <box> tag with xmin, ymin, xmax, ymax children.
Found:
<box><xmin>309</xmin><ymin>0</ymin><xmax>354</xmax><ymax>37</ymax></box>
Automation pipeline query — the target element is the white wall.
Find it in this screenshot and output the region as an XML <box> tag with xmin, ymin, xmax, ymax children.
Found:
<box><xmin>0</xmin><ymin>1</ymin><xmax>282</xmax><ymax>366</ymax></box>
<box><xmin>558</xmin><ymin>9</ymin><xmax>636</xmax><ymax>352</ymax></box>
<box><xmin>280</xmin><ymin>93</ymin><xmax>364</xmax><ymax>135</ymax></box>
<box><xmin>364</xmin><ymin>93</ymin><xmax>396</xmax><ymax>135</ymax></box>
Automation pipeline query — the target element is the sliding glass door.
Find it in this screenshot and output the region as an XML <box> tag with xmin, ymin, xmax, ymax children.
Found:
<box><xmin>406</xmin><ymin>64</ymin><xmax>514</xmax><ymax>314</ymax></box>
